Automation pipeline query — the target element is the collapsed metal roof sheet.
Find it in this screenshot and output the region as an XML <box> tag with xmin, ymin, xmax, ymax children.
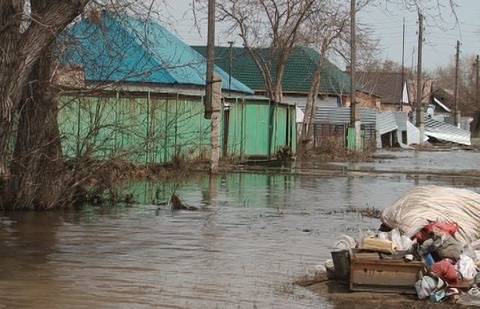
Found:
<box><xmin>376</xmin><ymin>111</ymin><xmax>409</xmax><ymax>136</ymax></box>
<box><xmin>433</xmin><ymin>97</ymin><xmax>452</xmax><ymax>113</ymax></box>
<box><xmin>377</xmin><ymin>112</ymin><xmax>398</xmax><ymax>135</ymax></box>
<box><xmin>393</xmin><ymin>112</ymin><xmax>408</xmax><ymax>131</ymax></box>
<box><xmin>425</xmin><ymin>118</ymin><xmax>471</xmax><ymax>146</ymax></box>
<box><xmin>312</xmin><ymin>106</ymin><xmax>377</xmax><ymax>125</ymax></box>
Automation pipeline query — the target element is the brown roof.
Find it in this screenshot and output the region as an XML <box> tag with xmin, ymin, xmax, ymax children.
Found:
<box><xmin>357</xmin><ymin>72</ymin><xmax>406</xmax><ymax>105</ymax></box>
<box><xmin>432</xmin><ymin>88</ymin><xmax>454</xmax><ymax>109</ymax></box>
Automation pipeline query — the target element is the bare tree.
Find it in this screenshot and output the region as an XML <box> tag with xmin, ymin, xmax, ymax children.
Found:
<box><xmin>298</xmin><ymin>1</ymin><xmax>349</xmax><ymax>150</ymax></box>
<box><xmin>0</xmin><ymin>1</ymin><xmax>89</xmax><ymax>174</ymax></box>
<box><xmin>214</xmin><ymin>0</ymin><xmax>317</xmax><ymax>103</ymax></box>
<box><xmin>299</xmin><ymin>0</ymin><xmax>378</xmax><ymax>151</ymax></box>
<box><xmin>432</xmin><ymin>54</ymin><xmax>478</xmax><ymax>113</ymax></box>
<box><xmin>379</xmin><ymin>0</ymin><xmax>457</xmax><ymax>17</ymax></box>
<box><xmin>0</xmin><ymin>0</ymin><xmax>169</xmax><ymax>210</ymax></box>
<box><xmin>0</xmin><ymin>0</ymin><xmax>93</xmax><ymax>209</ymax></box>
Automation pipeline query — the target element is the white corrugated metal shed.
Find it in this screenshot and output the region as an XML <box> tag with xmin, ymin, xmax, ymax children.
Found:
<box><xmin>377</xmin><ymin>112</ymin><xmax>398</xmax><ymax>135</ymax></box>
<box><xmin>313</xmin><ymin>107</ymin><xmax>377</xmax><ymax>125</ymax></box>
<box><xmin>393</xmin><ymin>112</ymin><xmax>408</xmax><ymax>131</ymax></box>
<box><xmin>376</xmin><ymin>111</ymin><xmax>409</xmax><ymax>136</ymax></box>
<box><xmin>307</xmin><ymin>106</ymin><xmax>470</xmax><ymax>146</ymax></box>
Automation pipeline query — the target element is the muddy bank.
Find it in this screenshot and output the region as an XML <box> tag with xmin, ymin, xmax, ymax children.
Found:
<box><xmin>298</xmin><ymin>150</ymin><xmax>375</xmax><ymax>163</ymax></box>
<box><xmin>301</xmin><ymin>274</ymin><xmax>472</xmax><ymax>309</ymax></box>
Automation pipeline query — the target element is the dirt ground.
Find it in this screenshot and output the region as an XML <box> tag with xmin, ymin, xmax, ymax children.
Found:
<box><xmin>299</xmin><ymin>273</ymin><xmax>478</xmax><ymax>309</ymax></box>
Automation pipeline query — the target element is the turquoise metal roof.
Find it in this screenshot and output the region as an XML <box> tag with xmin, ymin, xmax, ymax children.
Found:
<box><xmin>63</xmin><ymin>12</ymin><xmax>253</xmax><ymax>94</ymax></box>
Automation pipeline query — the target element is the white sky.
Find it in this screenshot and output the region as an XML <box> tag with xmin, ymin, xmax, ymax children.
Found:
<box><xmin>162</xmin><ymin>1</ymin><xmax>480</xmax><ymax>71</ymax></box>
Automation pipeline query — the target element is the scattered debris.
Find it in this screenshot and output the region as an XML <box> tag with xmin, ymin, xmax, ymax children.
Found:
<box><xmin>325</xmin><ymin>207</ymin><xmax>382</xmax><ymax>219</ymax></box>
<box><xmin>314</xmin><ymin>186</ymin><xmax>480</xmax><ymax>306</ymax></box>
<box><xmin>169</xmin><ymin>193</ymin><xmax>200</xmax><ymax>211</ymax></box>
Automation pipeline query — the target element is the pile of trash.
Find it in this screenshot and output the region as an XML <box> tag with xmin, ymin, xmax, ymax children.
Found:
<box><xmin>326</xmin><ymin>185</ymin><xmax>480</xmax><ymax>305</ymax></box>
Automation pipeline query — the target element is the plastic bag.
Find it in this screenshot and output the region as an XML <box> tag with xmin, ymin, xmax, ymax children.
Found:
<box><xmin>430</xmin><ymin>290</ymin><xmax>447</xmax><ymax>303</ymax></box>
<box><xmin>432</xmin><ymin>259</ymin><xmax>460</xmax><ymax>285</ymax></box>
<box><xmin>418</xmin><ymin>234</ymin><xmax>462</xmax><ymax>261</ymax></box>
<box><xmin>378</xmin><ymin>232</ymin><xmax>390</xmax><ymax>241</ymax></box>
<box><xmin>391</xmin><ymin>228</ymin><xmax>414</xmax><ymax>251</ymax></box>
<box><xmin>415</xmin><ymin>276</ymin><xmax>445</xmax><ymax>299</ymax></box>
<box><xmin>334</xmin><ymin>235</ymin><xmax>356</xmax><ymax>251</ymax></box>
<box><xmin>462</xmin><ymin>245</ymin><xmax>478</xmax><ymax>262</ymax></box>
<box><xmin>468</xmin><ymin>287</ymin><xmax>480</xmax><ymax>298</ymax></box>
<box><xmin>415</xmin><ymin>222</ymin><xmax>459</xmax><ymax>244</ymax></box>
<box><xmin>457</xmin><ymin>254</ymin><xmax>478</xmax><ymax>280</ymax></box>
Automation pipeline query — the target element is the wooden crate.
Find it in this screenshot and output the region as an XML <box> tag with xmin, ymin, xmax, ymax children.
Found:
<box><xmin>350</xmin><ymin>250</ymin><xmax>423</xmax><ymax>294</ymax></box>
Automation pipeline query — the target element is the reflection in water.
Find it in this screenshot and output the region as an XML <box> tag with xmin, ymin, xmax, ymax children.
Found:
<box><xmin>330</xmin><ymin>150</ymin><xmax>480</xmax><ymax>174</ymax></box>
<box><xmin>0</xmin><ymin>212</ymin><xmax>65</xmax><ymax>308</ymax></box>
<box><xmin>0</xmin><ymin>162</ymin><xmax>479</xmax><ymax>308</ymax></box>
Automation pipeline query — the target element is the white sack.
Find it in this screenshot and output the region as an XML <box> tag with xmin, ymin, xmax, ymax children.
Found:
<box><xmin>457</xmin><ymin>255</ymin><xmax>478</xmax><ymax>280</ymax></box>
<box><xmin>381</xmin><ymin>185</ymin><xmax>480</xmax><ymax>244</ymax></box>
<box><xmin>391</xmin><ymin>228</ymin><xmax>414</xmax><ymax>251</ymax></box>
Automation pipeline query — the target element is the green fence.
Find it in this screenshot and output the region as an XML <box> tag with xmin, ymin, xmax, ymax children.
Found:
<box><xmin>59</xmin><ymin>93</ymin><xmax>296</xmax><ymax>164</ymax></box>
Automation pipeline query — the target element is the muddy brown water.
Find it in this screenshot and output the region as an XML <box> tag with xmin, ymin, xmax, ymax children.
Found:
<box><xmin>1</xmin><ymin>151</ymin><xmax>480</xmax><ymax>308</ymax></box>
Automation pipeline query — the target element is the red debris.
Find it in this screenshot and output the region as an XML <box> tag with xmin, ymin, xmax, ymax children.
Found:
<box><xmin>415</xmin><ymin>222</ymin><xmax>459</xmax><ymax>244</ymax></box>
<box><xmin>431</xmin><ymin>259</ymin><xmax>460</xmax><ymax>285</ymax></box>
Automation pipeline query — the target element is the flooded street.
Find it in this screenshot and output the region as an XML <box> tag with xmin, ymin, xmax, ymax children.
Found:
<box><xmin>1</xmin><ymin>151</ymin><xmax>480</xmax><ymax>308</ymax></box>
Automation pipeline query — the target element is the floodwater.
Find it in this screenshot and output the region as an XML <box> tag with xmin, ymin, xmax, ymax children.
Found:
<box><xmin>331</xmin><ymin>149</ymin><xmax>480</xmax><ymax>174</ymax></box>
<box><xmin>1</xmin><ymin>151</ymin><xmax>480</xmax><ymax>309</ymax></box>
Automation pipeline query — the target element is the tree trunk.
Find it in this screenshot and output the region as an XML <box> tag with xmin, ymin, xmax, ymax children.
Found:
<box><xmin>0</xmin><ymin>1</ymin><xmax>23</xmax><ymax>176</ymax></box>
<box><xmin>0</xmin><ymin>0</ymin><xmax>89</xmax><ymax>178</ymax></box>
<box><xmin>300</xmin><ymin>65</ymin><xmax>322</xmax><ymax>153</ymax></box>
<box><xmin>273</xmin><ymin>53</ymin><xmax>288</xmax><ymax>104</ymax></box>
<box><xmin>4</xmin><ymin>50</ymin><xmax>67</xmax><ymax>210</ymax></box>
<box><xmin>0</xmin><ymin>0</ymin><xmax>89</xmax><ymax>209</ymax></box>
<box><xmin>210</xmin><ymin>75</ymin><xmax>222</xmax><ymax>173</ymax></box>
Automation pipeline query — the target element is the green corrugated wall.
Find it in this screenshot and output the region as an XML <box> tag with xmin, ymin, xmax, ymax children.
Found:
<box><xmin>59</xmin><ymin>93</ymin><xmax>296</xmax><ymax>163</ymax></box>
<box><xmin>225</xmin><ymin>99</ymin><xmax>296</xmax><ymax>158</ymax></box>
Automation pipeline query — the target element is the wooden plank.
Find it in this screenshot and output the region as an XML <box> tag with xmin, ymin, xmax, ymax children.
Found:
<box><xmin>350</xmin><ymin>256</ymin><xmax>423</xmax><ymax>294</ymax></box>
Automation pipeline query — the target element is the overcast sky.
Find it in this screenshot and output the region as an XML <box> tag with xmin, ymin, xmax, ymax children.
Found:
<box><xmin>163</xmin><ymin>1</ymin><xmax>480</xmax><ymax>71</ymax></box>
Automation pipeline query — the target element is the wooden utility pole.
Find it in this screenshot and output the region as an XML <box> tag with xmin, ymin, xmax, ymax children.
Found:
<box><xmin>205</xmin><ymin>0</ymin><xmax>220</xmax><ymax>173</ymax></box>
<box><xmin>416</xmin><ymin>12</ymin><xmax>424</xmax><ymax>144</ymax></box>
<box><xmin>205</xmin><ymin>0</ymin><xmax>215</xmax><ymax>120</ymax></box>
<box><xmin>476</xmin><ymin>55</ymin><xmax>479</xmax><ymax>109</ymax></box>
<box><xmin>211</xmin><ymin>75</ymin><xmax>222</xmax><ymax>174</ymax></box>
<box><xmin>349</xmin><ymin>0</ymin><xmax>356</xmax><ymax>124</ymax></box>
<box><xmin>348</xmin><ymin>0</ymin><xmax>360</xmax><ymax>150</ymax></box>
<box><xmin>228</xmin><ymin>41</ymin><xmax>234</xmax><ymax>96</ymax></box>
<box><xmin>454</xmin><ymin>40</ymin><xmax>460</xmax><ymax>126</ymax></box>
<box><xmin>400</xmin><ymin>18</ymin><xmax>405</xmax><ymax>112</ymax></box>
